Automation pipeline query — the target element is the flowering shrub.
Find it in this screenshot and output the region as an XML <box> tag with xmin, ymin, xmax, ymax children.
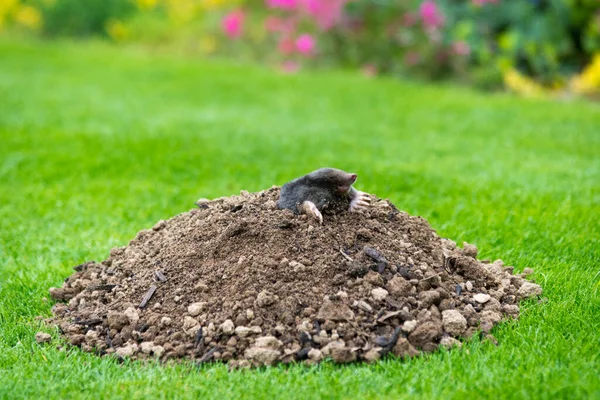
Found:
<box><xmin>0</xmin><ymin>0</ymin><xmax>42</xmax><ymax>31</ymax></box>
<box><xmin>447</xmin><ymin>0</ymin><xmax>600</xmax><ymax>89</ymax></box>
<box><xmin>323</xmin><ymin>0</ymin><xmax>470</xmax><ymax>79</ymax></box>
<box><xmin>219</xmin><ymin>0</ymin><xmax>600</xmax><ymax>97</ymax></box>
<box><xmin>222</xmin><ymin>8</ymin><xmax>244</xmax><ymax>38</ymax></box>
<box><xmin>36</xmin><ymin>0</ymin><xmax>135</xmax><ymax>36</ymax></box>
<box><xmin>571</xmin><ymin>53</ymin><xmax>600</xmax><ymax>97</ymax></box>
<box><xmin>1</xmin><ymin>0</ymin><xmax>600</xmax><ymax>98</ymax></box>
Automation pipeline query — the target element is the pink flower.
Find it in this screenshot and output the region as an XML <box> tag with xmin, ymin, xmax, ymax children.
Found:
<box><xmin>299</xmin><ymin>0</ymin><xmax>320</xmax><ymax>14</ymax></box>
<box><xmin>278</xmin><ymin>37</ymin><xmax>295</xmax><ymax>55</ymax></box>
<box><xmin>222</xmin><ymin>10</ymin><xmax>245</xmax><ymax>39</ymax></box>
<box><xmin>452</xmin><ymin>41</ymin><xmax>470</xmax><ymax>56</ymax></box>
<box><xmin>264</xmin><ymin>16</ymin><xmax>283</xmax><ymax>32</ymax></box>
<box><xmin>425</xmin><ymin>26</ymin><xmax>442</xmax><ymax>43</ymax></box>
<box><xmin>280</xmin><ymin>61</ymin><xmax>300</xmax><ymax>73</ymax></box>
<box><xmin>265</xmin><ymin>16</ymin><xmax>297</xmax><ymax>34</ymax></box>
<box><xmin>278</xmin><ymin>17</ymin><xmax>297</xmax><ymax>34</ymax></box>
<box><xmin>419</xmin><ymin>1</ymin><xmax>444</xmax><ymax>28</ymax></box>
<box><xmin>303</xmin><ymin>0</ymin><xmax>348</xmax><ymax>31</ymax></box>
<box><xmin>266</xmin><ymin>0</ymin><xmax>296</xmax><ymax>10</ymax></box>
<box><xmin>295</xmin><ymin>34</ymin><xmax>315</xmax><ymax>54</ymax></box>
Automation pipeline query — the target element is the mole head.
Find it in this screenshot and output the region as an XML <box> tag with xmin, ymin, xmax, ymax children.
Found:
<box><xmin>337</xmin><ymin>172</ymin><xmax>357</xmax><ymax>193</ymax></box>
<box><xmin>308</xmin><ymin>168</ymin><xmax>357</xmax><ymax>194</ymax></box>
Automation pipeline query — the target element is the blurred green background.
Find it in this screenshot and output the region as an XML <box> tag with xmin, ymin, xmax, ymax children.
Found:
<box><xmin>1</xmin><ymin>0</ymin><xmax>600</xmax><ymax>97</ymax></box>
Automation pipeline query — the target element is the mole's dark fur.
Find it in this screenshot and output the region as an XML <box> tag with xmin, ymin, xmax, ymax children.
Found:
<box><xmin>277</xmin><ymin>168</ymin><xmax>359</xmax><ymax>214</ymax></box>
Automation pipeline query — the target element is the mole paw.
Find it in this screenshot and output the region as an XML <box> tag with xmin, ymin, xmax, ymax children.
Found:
<box><xmin>299</xmin><ymin>201</ymin><xmax>323</xmax><ymax>224</ymax></box>
<box><xmin>349</xmin><ymin>191</ymin><xmax>371</xmax><ymax>212</ymax></box>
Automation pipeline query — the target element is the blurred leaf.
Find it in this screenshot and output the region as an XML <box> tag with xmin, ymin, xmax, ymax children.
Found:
<box><xmin>36</xmin><ymin>0</ymin><xmax>135</xmax><ymax>36</ymax></box>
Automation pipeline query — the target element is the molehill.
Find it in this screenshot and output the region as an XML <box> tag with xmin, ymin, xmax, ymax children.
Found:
<box><xmin>45</xmin><ymin>187</ymin><xmax>543</xmax><ymax>368</ymax></box>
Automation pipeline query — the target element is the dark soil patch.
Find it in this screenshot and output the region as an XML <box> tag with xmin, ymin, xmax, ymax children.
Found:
<box><xmin>45</xmin><ymin>188</ymin><xmax>542</xmax><ymax>368</ymax></box>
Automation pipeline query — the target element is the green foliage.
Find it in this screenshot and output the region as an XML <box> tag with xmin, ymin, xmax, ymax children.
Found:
<box><xmin>5</xmin><ymin>0</ymin><xmax>600</xmax><ymax>92</ymax></box>
<box><xmin>327</xmin><ymin>0</ymin><xmax>600</xmax><ymax>88</ymax></box>
<box><xmin>445</xmin><ymin>0</ymin><xmax>600</xmax><ymax>86</ymax></box>
<box><xmin>1</xmin><ymin>39</ymin><xmax>599</xmax><ymax>399</ymax></box>
<box><xmin>36</xmin><ymin>0</ymin><xmax>135</xmax><ymax>36</ymax></box>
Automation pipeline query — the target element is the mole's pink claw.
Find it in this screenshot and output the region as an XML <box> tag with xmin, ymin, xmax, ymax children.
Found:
<box><xmin>350</xmin><ymin>191</ymin><xmax>371</xmax><ymax>212</ymax></box>
<box><xmin>299</xmin><ymin>200</ymin><xmax>323</xmax><ymax>224</ymax></box>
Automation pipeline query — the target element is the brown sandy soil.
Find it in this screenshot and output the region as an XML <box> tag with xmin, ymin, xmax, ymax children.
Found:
<box><xmin>46</xmin><ymin>187</ymin><xmax>542</xmax><ymax>368</ymax></box>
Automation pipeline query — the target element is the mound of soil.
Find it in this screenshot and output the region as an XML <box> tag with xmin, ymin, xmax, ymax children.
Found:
<box><xmin>46</xmin><ymin>188</ymin><xmax>542</xmax><ymax>368</ymax></box>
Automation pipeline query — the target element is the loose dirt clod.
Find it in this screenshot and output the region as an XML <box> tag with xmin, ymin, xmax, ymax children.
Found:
<box><xmin>46</xmin><ymin>187</ymin><xmax>542</xmax><ymax>367</ymax></box>
<box><xmin>35</xmin><ymin>332</ymin><xmax>52</xmax><ymax>344</ymax></box>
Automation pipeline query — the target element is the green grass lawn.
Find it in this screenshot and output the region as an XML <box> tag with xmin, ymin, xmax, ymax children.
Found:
<box><xmin>0</xmin><ymin>38</ymin><xmax>599</xmax><ymax>400</ymax></box>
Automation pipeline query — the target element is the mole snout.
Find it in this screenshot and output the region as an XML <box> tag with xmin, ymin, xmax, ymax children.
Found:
<box><xmin>337</xmin><ymin>173</ymin><xmax>357</xmax><ymax>193</ymax></box>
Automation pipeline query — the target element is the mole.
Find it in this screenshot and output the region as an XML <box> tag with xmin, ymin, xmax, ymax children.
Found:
<box><xmin>277</xmin><ymin>168</ymin><xmax>371</xmax><ymax>224</ymax></box>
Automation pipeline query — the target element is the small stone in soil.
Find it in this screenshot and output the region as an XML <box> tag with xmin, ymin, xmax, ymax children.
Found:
<box><xmin>35</xmin><ymin>332</ymin><xmax>52</xmax><ymax>344</ymax></box>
